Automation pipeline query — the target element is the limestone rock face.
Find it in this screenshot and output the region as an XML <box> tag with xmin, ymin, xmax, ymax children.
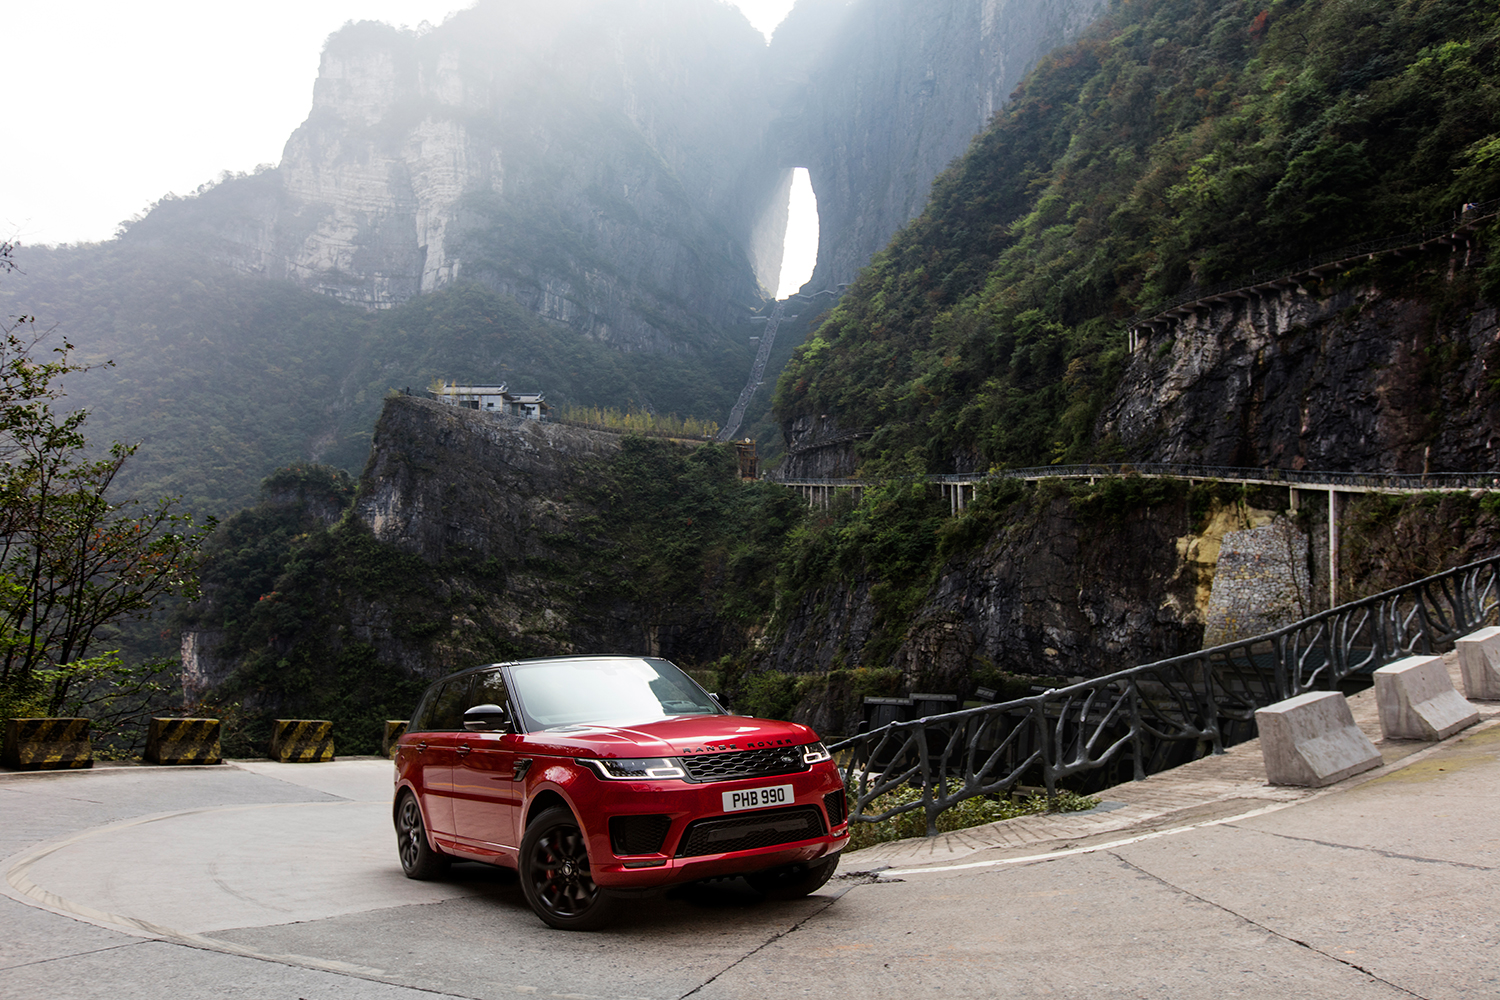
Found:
<box><xmin>759</xmin><ymin>491</ymin><xmax>1206</xmax><ymax>696</ymax></box>
<box><xmin>768</xmin><ymin>0</ymin><xmax>1110</xmax><ymax>292</ymax></box>
<box><xmin>1100</xmin><ymin>287</ymin><xmax>1500</xmax><ymax>472</ymax></box>
<box><xmin>357</xmin><ymin>395</ymin><xmax>621</xmax><ymax>566</ymax></box>
<box><xmin>223</xmin><ymin>3</ymin><xmax>781</xmax><ymax>351</ymax></box>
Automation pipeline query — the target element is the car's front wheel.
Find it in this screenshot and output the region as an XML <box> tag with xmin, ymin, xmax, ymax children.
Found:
<box><xmin>395</xmin><ymin>791</ymin><xmax>450</xmax><ymax>880</ymax></box>
<box><xmin>519</xmin><ymin>806</ymin><xmax>619</xmax><ymax>930</ymax></box>
<box><xmin>746</xmin><ymin>850</ymin><xmax>841</xmax><ymax>899</ymax></box>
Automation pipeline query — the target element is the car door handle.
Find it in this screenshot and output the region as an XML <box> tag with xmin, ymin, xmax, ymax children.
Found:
<box><xmin>417</xmin><ymin>741</ymin><xmax>428</xmax><ymax>752</ymax></box>
<box><xmin>456</xmin><ymin>745</ymin><xmax>471</xmax><ymax>757</ymax></box>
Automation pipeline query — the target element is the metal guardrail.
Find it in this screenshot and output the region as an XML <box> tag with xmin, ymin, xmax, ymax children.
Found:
<box><xmin>935</xmin><ymin>464</ymin><xmax>1500</xmax><ymax>491</ymax></box>
<box><xmin>781</xmin><ymin>464</ymin><xmax>1500</xmax><ymax>492</ymax></box>
<box><xmin>829</xmin><ymin>553</ymin><xmax>1500</xmax><ymax>836</ymax></box>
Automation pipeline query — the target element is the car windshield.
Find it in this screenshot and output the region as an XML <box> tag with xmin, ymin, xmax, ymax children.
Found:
<box><xmin>507</xmin><ymin>657</ymin><xmax>722</xmax><ymax>729</ymax></box>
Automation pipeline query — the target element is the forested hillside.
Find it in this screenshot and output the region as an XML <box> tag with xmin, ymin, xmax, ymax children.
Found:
<box><xmin>775</xmin><ymin>0</ymin><xmax>1500</xmax><ymax>473</ymax></box>
<box><xmin>0</xmin><ymin>244</ymin><xmax>752</xmax><ymax>516</ymax></box>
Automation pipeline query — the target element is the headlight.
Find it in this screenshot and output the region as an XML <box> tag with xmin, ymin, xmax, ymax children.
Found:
<box><xmin>801</xmin><ymin>742</ymin><xmax>831</xmax><ymax>765</ymax></box>
<box><xmin>582</xmin><ymin>757</ymin><xmax>687</xmax><ymax>780</ymax></box>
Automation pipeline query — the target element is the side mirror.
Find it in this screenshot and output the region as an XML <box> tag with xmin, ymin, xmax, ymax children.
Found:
<box><xmin>464</xmin><ymin>703</ymin><xmax>512</xmax><ymax>732</ymax></box>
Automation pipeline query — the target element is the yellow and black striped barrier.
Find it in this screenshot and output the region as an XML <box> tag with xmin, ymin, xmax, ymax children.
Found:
<box><xmin>145</xmin><ymin>717</ymin><xmax>222</xmax><ymax>765</ymax></box>
<box><xmin>270</xmin><ymin>719</ymin><xmax>334</xmax><ymax>762</ymax></box>
<box><xmin>383</xmin><ymin>720</ymin><xmax>408</xmax><ymax>758</ymax></box>
<box><xmin>2</xmin><ymin>718</ymin><xmax>92</xmax><ymax>770</ymax></box>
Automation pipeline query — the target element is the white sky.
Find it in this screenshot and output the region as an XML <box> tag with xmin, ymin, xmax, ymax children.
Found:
<box><xmin>4</xmin><ymin>0</ymin><xmax>817</xmax><ymax>300</ymax></box>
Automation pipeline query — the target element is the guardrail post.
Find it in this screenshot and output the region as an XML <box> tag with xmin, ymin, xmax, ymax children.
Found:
<box><xmin>1128</xmin><ymin>678</ymin><xmax>1145</xmax><ymax>781</ymax></box>
<box><xmin>1037</xmin><ymin>697</ymin><xmax>1057</xmax><ymax>807</ymax></box>
<box><xmin>1328</xmin><ymin>489</ymin><xmax>1340</xmax><ymax>609</ymax></box>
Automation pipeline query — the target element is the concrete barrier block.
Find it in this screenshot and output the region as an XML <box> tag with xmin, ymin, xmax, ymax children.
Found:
<box><xmin>2</xmin><ymin>718</ymin><xmax>92</xmax><ymax>770</ymax></box>
<box><xmin>146</xmin><ymin>718</ymin><xmax>221</xmax><ymax>765</ymax></box>
<box><xmin>1255</xmin><ymin>691</ymin><xmax>1381</xmax><ymax>787</ymax></box>
<box><xmin>383</xmin><ymin>720</ymin><xmax>408</xmax><ymax>758</ymax></box>
<box><xmin>270</xmin><ymin>719</ymin><xmax>334</xmax><ymax>762</ymax></box>
<box><xmin>1374</xmin><ymin>655</ymin><xmax>1479</xmax><ymax>740</ymax></box>
<box><xmin>1455</xmin><ymin>626</ymin><xmax>1500</xmax><ymax>700</ymax></box>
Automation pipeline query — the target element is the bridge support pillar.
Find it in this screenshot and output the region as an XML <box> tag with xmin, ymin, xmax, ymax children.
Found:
<box><xmin>1255</xmin><ymin>691</ymin><xmax>1381</xmax><ymax>787</ymax></box>
<box><xmin>1374</xmin><ymin>655</ymin><xmax>1479</xmax><ymax>741</ymax></box>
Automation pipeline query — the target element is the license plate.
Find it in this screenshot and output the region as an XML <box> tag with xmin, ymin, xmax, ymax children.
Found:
<box><xmin>722</xmin><ymin>784</ymin><xmax>794</xmax><ymax>813</ymax></box>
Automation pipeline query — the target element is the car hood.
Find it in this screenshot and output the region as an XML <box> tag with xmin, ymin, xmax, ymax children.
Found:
<box><xmin>519</xmin><ymin>715</ymin><xmax>819</xmax><ymax>759</ymax></box>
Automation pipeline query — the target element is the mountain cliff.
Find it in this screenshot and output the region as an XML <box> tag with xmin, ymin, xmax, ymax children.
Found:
<box><xmin>773</xmin><ymin>0</ymin><xmax>1500</xmax><ymax>477</ymax></box>
<box><xmin>768</xmin><ymin>0</ymin><xmax>1108</xmax><ymax>292</ymax></box>
<box><xmin>125</xmin><ymin>1</ymin><xmax>780</xmax><ymax>354</ymax></box>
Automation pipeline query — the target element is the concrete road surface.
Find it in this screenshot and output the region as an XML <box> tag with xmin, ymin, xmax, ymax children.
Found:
<box><xmin>2</xmin><ymin>727</ymin><xmax>1497</xmax><ymax>999</ymax></box>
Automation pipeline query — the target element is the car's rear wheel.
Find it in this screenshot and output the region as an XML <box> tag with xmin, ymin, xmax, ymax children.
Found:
<box><xmin>395</xmin><ymin>791</ymin><xmax>450</xmax><ymax>880</ymax></box>
<box><xmin>746</xmin><ymin>850</ymin><xmax>841</xmax><ymax>899</ymax></box>
<box><xmin>520</xmin><ymin>806</ymin><xmax>619</xmax><ymax>930</ymax></box>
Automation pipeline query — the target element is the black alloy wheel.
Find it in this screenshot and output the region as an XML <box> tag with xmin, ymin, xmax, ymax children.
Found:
<box><xmin>519</xmin><ymin>806</ymin><xmax>619</xmax><ymax>930</ymax></box>
<box><xmin>745</xmin><ymin>850</ymin><xmax>841</xmax><ymax>899</ymax></box>
<box><xmin>396</xmin><ymin>792</ymin><xmax>450</xmax><ymax>880</ymax></box>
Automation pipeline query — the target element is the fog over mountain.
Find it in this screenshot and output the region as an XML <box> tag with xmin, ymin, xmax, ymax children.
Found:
<box><xmin>3</xmin><ymin>0</ymin><xmax>1106</xmax><ymax>513</ymax></box>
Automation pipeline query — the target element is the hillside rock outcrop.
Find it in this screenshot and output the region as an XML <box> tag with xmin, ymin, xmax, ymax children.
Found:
<box><xmin>1101</xmin><ymin>282</ymin><xmax>1500</xmax><ymax>472</ymax></box>
<box><xmin>181</xmin><ymin>2</ymin><xmax>781</xmax><ymax>352</ymax></box>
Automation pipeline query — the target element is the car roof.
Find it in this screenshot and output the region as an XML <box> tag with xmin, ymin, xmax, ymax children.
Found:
<box><xmin>436</xmin><ymin>654</ymin><xmax>664</xmax><ymax>681</ymax></box>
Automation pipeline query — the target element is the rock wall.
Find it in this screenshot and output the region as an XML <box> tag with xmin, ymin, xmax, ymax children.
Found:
<box><xmin>358</xmin><ymin>395</ymin><xmax>621</xmax><ymax>565</ymax></box>
<box><xmin>758</xmin><ymin>488</ymin><xmax>1212</xmax><ymax>694</ymax></box>
<box><xmin>201</xmin><ymin>2</ymin><xmax>780</xmax><ymax>351</ymax></box>
<box><xmin>1100</xmin><ymin>282</ymin><xmax>1500</xmax><ymax>472</ymax></box>
<box><xmin>1202</xmin><ymin>520</ymin><xmax>1311</xmax><ymax>646</ymax></box>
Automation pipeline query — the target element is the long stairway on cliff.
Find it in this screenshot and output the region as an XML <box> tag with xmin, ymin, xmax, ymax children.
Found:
<box><xmin>717</xmin><ymin>301</ymin><xmax>785</xmax><ymax>442</ymax></box>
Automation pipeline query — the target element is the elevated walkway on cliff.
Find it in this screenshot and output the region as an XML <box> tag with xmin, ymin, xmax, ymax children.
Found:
<box><xmin>779</xmin><ymin>462</ymin><xmax>1500</xmax><ymax>509</ymax></box>
<box><xmin>777</xmin><ymin>462</ymin><xmax>1500</xmax><ymax>609</ymax></box>
<box><xmin>1124</xmin><ymin>198</ymin><xmax>1499</xmax><ymax>349</ymax></box>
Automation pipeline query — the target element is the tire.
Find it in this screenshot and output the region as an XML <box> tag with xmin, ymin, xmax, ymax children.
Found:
<box><xmin>519</xmin><ymin>806</ymin><xmax>619</xmax><ymax>930</ymax></box>
<box><xmin>395</xmin><ymin>791</ymin><xmax>450</xmax><ymax>880</ymax></box>
<box><xmin>745</xmin><ymin>851</ymin><xmax>841</xmax><ymax>900</ymax></box>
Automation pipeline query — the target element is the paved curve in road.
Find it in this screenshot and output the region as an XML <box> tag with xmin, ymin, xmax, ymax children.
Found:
<box><xmin>3</xmin><ymin>737</ymin><xmax>1498</xmax><ymax>999</ymax></box>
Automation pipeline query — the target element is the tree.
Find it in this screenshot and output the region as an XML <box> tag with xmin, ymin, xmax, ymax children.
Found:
<box><xmin>0</xmin><ymin>240</ymin><xmax>210</xmax><ymax>717</ymax></box>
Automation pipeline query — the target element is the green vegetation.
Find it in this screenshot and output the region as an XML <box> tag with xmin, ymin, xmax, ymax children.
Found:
<box><xmin>0</xmin><ymin>245</ymin><xmax>750</xmax><ymax>520</ymax></box>
<box><xmin>1339</xmin><ymin>490</ymin><xmax>1500</xmax><ymax>599</ymax></box>
<box><xmin>775</xmin><ymin>0</ymin><xmax>1500</xmax><ymax>475</ymax></box>
<box><xmin>559</xmin><ymin>437</ymin><xmax>807</xmax><ymax>631</ymax></box>
<box><xmin>181</xmin><ymin>439</ymin><xmax>809</xmax><ymax>752</ymax></box>
<box><xmin>845</xmin><ymin>784</ymin><xmax>1101</xmax><ymax>851</ymax></box>
<box><xmin>555</xmin><ymin>404</ymin><xmax>719</xmax><ymax>440</ymax></box>
<box><xmin>0</xmin><ymin>242</ymin><xmax>210</xmax><ymax>728</ymax></box>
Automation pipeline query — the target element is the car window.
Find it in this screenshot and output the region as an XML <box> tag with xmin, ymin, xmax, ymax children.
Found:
<box><xmin>425</xmin><ymin>675</ymin><xmax>476</xmax><ymax>731</ymax></box>
<box><xmin>508</xmin><ymin>657</ymin><xmax>719</xmax><ymax>729</ymax></box>
<box><xmin>472</xmin><ymin>669</ymin><xmax>510</xmax><ymax>713</ymax></box>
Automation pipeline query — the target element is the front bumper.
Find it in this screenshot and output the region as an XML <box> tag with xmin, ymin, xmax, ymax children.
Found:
<box><xmin>574</xmin><ymin>762</ymin><xmax>849</xmax><ymax>889</ymax></box>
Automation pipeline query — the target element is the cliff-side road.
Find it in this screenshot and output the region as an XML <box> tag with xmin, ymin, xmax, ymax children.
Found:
<box><xmin>3</xmin><ymin>678</ymin><xmax>1497</xmax><ymax>999</ymax></box>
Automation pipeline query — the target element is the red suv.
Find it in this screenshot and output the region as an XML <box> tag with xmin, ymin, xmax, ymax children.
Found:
<box><xmin>393</xmin><ymin>655</ymin><xmax>849</xmax><ymax>929</ymax></box>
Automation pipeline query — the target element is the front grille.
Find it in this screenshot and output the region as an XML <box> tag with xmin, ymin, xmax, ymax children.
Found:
<box><xmin>823</xmin><ymin>788</ymin><xmax>847</xmax><ymax>827</ymax></box>
<box><xmin>680</xmin><ymin>746</ymin><xmax>808</xmax><ymax>782</ymax></box>
<box><xmin>610</xmin><ymin>814</ymin><xmax>672</xmax><ymax>855</ymax></box>
<box><xmin>676</xmin><ymin>806</ymin><xmax>826</xmax><ymax>858</ymax></box>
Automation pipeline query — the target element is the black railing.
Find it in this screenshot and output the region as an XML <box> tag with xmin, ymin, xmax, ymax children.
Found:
<box><xmin>830</xmin><ymin>553</ymin><xmax>1500</xmax><ymax>836</ymax></box>
<box><xmin>782</xmin><ymin>464</ymin><xmax>1500</xmax><ymax>491</ymax></box>
<box><xmin>935</xmin><ymin>463</ymin><xmax>1500</xmax><ymax>490</ymax></box>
